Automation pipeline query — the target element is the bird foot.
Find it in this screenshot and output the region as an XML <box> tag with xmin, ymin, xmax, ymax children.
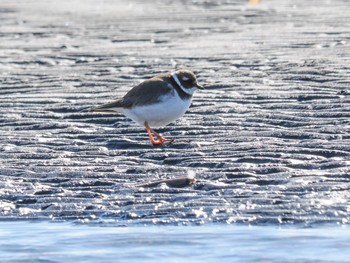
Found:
<box><xmin>144</xmin><ymin>121</ymin><xmax>174</xmax><ymax>146</ymax></box>
<box><xmin>151</xmin><ymin>138</ymin><xmax>174</xmax><ymax>146</ymax></box>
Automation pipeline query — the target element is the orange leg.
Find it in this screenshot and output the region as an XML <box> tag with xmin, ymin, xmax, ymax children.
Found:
<box><xmin>144</xmin><ymin>121</ymin><xmax>174</xmax><ymax>145</ymax></box>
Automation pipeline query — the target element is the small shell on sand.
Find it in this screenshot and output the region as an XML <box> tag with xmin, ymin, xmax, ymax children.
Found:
<box><xmin>137</xmin><ymin>173</ymin><xmax>196</xmax><ymax>188</ymax></box>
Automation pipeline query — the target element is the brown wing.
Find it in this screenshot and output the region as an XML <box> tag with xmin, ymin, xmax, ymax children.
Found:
<box><xmin>90</xmin><ymin>75</ymin><xmax>172</xmax><ymax>112</ymax></box>
<box><xmin>122</xmin><ymin>75</ymin><xmax>172</xmax><ymax>108</ymax></box>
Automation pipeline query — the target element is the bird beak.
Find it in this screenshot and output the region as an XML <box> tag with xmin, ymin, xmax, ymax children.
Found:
<box><xmin>196</xmin><ymin>83</ymin><xmax>204</xmax><ymax>90</ymax></box>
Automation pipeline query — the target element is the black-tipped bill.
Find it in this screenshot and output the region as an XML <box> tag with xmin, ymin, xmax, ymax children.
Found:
<box><xmin>196</xmin><ymin>83</ymin><xmax>204</xmax><ymax>90</ymax></box>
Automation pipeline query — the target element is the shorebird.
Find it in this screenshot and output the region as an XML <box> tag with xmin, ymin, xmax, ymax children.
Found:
<box><xmin>90</xmin><ymin>69</ymin><xmax>203</xmax><ymax>145</ymax></box>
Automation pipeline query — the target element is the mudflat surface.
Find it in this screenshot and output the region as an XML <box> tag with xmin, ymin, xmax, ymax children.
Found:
<box><xmin>1</xmin><ymin>0</ymin><xmax>350</xmax><ymax>225</ymax></box>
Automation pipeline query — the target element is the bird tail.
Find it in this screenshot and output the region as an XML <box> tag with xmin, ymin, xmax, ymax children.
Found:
<box><xmin>89</xmin><ymin>107</ymin><xmax>118</xmax><ymax>113</ymax></box>
<box><xmin>87</xmin><ymin>100</ymin><xmax>124</xmax><ymax>113</ymax></box>
<box><xmin>80</xmin><ymin>107</ymin><xmax>115</xmax><ymax>113</ymax></box>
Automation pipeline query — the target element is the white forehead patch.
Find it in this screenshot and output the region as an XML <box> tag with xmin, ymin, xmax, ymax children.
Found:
<box><xmin>182</xmin><ymin>76</ymin><xmax>190</xmax><ymax>81</ymax></box>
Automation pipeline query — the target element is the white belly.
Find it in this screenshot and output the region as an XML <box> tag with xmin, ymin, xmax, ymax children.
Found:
<box><xmin>121</xmin><ymin>92</ymin><xmax>192</xmax><ymax>128</ymax></box>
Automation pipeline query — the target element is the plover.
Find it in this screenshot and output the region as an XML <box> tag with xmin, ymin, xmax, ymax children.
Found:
<box><xmin>90</xmin><ymin>69</ymin><xmax>203</xmax><ymax>145</ymax></box>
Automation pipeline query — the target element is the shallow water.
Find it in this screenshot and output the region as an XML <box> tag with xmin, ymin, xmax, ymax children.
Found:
<box><xmin>0</xmin><ymin>222</ymin><xmax>349</xmax><ymax>263</ymax></box>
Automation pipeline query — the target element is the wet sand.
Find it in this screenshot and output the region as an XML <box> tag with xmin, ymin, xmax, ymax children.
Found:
<box><xmin>1</xmin><ymin>0</ymin><xmax>350</xmax><ymax>225</ymax></box>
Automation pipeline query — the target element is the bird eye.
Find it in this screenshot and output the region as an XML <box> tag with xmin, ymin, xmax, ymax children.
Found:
<box><xmin>182</xmin><ymin>76</ymin><xmax>195</xmax><ymax>85</ymax></box>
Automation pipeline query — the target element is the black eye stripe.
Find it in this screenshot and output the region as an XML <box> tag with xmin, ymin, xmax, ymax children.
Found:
<box><xmin>182</xmin><ymin>77</ymin><xmax>194</xmax><ymax>83</ymax></box>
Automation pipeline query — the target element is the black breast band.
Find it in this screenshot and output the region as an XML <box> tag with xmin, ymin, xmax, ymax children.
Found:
<box><xmin>168</xmin><ymin>75</ymin><xmax>192</xmax><ymax>100</ymax></box>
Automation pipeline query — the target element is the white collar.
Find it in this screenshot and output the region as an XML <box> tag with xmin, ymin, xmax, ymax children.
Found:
<box><xmin>171</xmin><ymin>72</ymin><xmax>191</xmax><ymax>96</ymax></box>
